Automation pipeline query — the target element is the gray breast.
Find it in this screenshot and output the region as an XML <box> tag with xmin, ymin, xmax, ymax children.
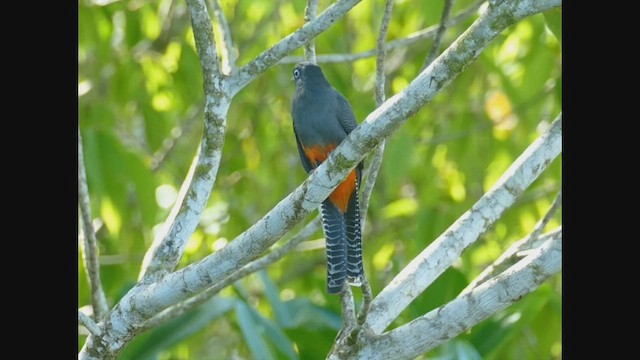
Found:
<box><xmin>293</xmin><ymin>87</ymin><xmax>347</xmax><ymax>147</ymax></box>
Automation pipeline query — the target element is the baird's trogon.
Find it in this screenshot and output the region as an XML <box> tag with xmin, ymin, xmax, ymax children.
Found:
<box><xmin>290</xmin><ymin>62</ymin><xmax>364</xmax><ymax>294</ymax></box>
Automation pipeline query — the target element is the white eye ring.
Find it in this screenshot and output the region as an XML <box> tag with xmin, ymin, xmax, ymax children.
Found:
<box><xmin>293</xmin><ymin>68</ymin><xmax>301</xmax><ymax>79</ymax></box>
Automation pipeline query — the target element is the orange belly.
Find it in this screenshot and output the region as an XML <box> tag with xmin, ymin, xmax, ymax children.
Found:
<box><xmin>303</xmin><ymin>144</ymin><xmax>357</xmax><ymax>214</ymax></box>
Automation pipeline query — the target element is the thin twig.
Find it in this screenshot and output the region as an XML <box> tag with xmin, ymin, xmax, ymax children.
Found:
<box><xmin>422</xmin><ymin>0</ymin><xmax>455</xmax><ymax>70</ymax></box>
<box><xmin>78</xmin><ymin>127</ymin><xmax>109</xmax><ymax>321</ymax></box>
<box><xmin>460</xmin><ymin>190</ymin><xmax>562</xmax><ymax>295</ymax></box>
<box><xmin>280</xmin><ymin>0</ymin><xmax>484</xmax><ymax>64</ymax></box>
<box><xmin>333</xmin><ymin>285</ymin><xmax>357</xmax><ymax>352</ymax></box>
<box><xmin>358</xmin><ymin>0</ymin><xmax>395</xmax><ymax>324</ymax></box>
<box><xmin>527</xmin><ymin>190</ymin><xmax>562</xmax><ymax>245</ymax></box>
<box><xmin>209</xmin><ymin>0</ymin><xmax>236</xmax><ymax>74</ymax></box>
<box><xmin>357</xmin><ymin>275</ymin><xmax>374</xmax><ymax>325</ymax></box>
<box><xmin>150</xmin><ymin>105</ymin><xmax>202</xmax><ymax>172</ymax></box>
<box><xmin>361</xmin><ymin>0</ymin><xmax>395</xmax><ymax>223</ymax></box>
<box><xmin>141</xmin><ymin>217</ymin><xmax>321</xmax><ymax>331</ymax></box>
<box><xmin>79</xmin><ymin>310</ymin><xmax>102</xmax><ymax>337</ymax></box>
<box><xmin>229</xmin><ymin>0</ymin><xmax>363</xmax><ymax>93</ymax></box>
<box><xmin>304</xmin><ymin>0</ymin><xmax>319</xmax><ymax>63</ymax></box>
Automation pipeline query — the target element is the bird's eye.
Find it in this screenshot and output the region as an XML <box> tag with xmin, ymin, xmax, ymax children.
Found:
<box><xmin>293</xmin><ymin>68</ymin><xmax>301</xmax><ymax>79</ymax></box>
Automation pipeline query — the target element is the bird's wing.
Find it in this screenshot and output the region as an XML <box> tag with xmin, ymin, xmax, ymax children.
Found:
<box><xmin>293</xmin><ymin>127</ymin><xmax>315</xmax><ymax>174</ymax></box>
<box><xmin>335</xmin><ymin>93</ymin><xmax>358</xmax><ymax>135</ymax></box>
<box><xmin>335</xmin><ymin>92</ymin><xmax>364</xmax><ymax>177</ymax></box>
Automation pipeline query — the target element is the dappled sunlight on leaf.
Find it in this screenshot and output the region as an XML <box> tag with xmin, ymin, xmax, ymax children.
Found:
<box><xmin>185</xmin><ymin>231</ymin><xmax>204</xmax><ymax>255</ymax></box>
<box><xmin>382</xmin><ymin>197</ymin><xmax>419</xmax><ymax>219</ymax></box>
<box><xmin>155</xmin><ymin>184</ymin><xmax>178</xmax><ymax>209</ymax></box>
<box><xmin>100</xmin><ymin>196</ymin><xmax>122</xmax><ymax>236</ymax></box>
<box><xmin>152</xmin><ymin>91</ymin><xmax>176</xmax><ymax>112</ymax></box>
<box><xmin>373</xmin><ymin>243</ymin><xmax>395</xmax><ymax>271</ymax></box>
<box><xmin>483</xmin><ymin>151</ymin><xmax>513</xmax><ymax>192</ymax></box>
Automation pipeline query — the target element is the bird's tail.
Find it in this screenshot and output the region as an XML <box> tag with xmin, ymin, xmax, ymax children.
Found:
<box><xmin>320</xmin><ymin>200</ymin><xmax>347</xmax><ymax>294</ymax></box>
<box><xmin>345</xmin><ymin>178</ymin><xmax>363</xmax><ymax>286</ymax></box>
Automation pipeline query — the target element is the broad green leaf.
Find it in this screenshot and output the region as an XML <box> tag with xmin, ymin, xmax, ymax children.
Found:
<box><xmin>285</xmin><ymin>298</ymin><xmax>341</xmax><ymax>331</ymax></box>
<box><xmin>119</xmin><ymin>297</ymin><xmax>234</xmax><ymax>360</ymax></box>
<box><xmin>467</xmin><ymin>287</ymin><xmax>551</xmax><ymax>358</ymax></box>
<box><xmin>249</xmin><ymin>304</ymin><xmax>299</xmax><ymax>360</ymax></box>
<box><xmin>543</xmin><ymin>9</ymin><xmax>562</xmax><ymax>44</ymax></box>
<box><xmin>235</xmin><ymin>301</ymin><xmax>275</xmax><ymax>360</ymax></box>
<box><xmin>259</xmin><ymin>270</ymin><xmax>292</xmax><ymax>327</ymax></box>
<box><xmin>431</xmin><ymin>339</ymin><xmax>483</xmax><ymax>360</ymax></box>
<box><xmin>407</xmin><ymin>267</ymin><xmax>468</xmax><ymax>319</ymax></box>
<box><xmin>122</xmin><ymin>150</ymin><xmax>158</xmax><ymax>228</ymax></box>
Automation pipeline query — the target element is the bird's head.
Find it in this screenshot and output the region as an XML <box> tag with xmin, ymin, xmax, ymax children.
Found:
<box><xmin>292</xmin><ymin>62</ymin><xmax>329</xmax><ymax>88</ymax></box>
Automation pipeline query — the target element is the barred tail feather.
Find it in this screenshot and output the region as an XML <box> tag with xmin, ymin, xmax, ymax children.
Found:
<box><xmin>320</xmin><ymin>200</ymin><xmax>347</xmax><ymax>294</ymax></box>
<box><xmin>345</xmin><ymin>178</ymin><xmax>363</xmax><ymax>286</ymax></box>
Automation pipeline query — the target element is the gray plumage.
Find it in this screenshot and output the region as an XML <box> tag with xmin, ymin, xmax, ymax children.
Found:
<box><xmin>291</xmin><ymin>62</ymin><xmax>364</xmax><ymax>294</ymax></box>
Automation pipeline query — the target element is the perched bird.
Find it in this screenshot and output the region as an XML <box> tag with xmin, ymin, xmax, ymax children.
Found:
<box><xmin>290</xmin><ymin>62</ymin><xmax>364</xmax><ymax>294</ymax></box>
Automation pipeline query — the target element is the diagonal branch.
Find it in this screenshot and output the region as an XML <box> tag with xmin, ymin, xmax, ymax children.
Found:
<box><xmin>139</xmin><ymin>0</ymin><xmax>231</xmax><ymax>282</ymax></box>
<box><xmin>352</xmin><ymin>230</ymin><xmax>561</xmax><ymax>359</ymax></box>
<box><xmin>228</xmin><ymin>0</ymin><xmax>363</xmax><ymax>93</ymax></box>
<box><xmin>140</xmin><ymin>216</ymin><xmax>321</xmax><ymax>331</ymax></box>
<box><xmin>460</xmin><ymin>191</ymin><xmax>562</xmax><ymax>295</ymax></box>
<box><xmin>78</xmin><ymin>127</ymin><xmax>109</xmax><ymax>321</ymax></box>
<box><xmin>364</xmin><ymin>114</ymin><xmax>562</xmax><ymax>334</ymax></box>
<box><xmin>280</xmin><ymin>0</ymin><xmax>484</xmax><ymax>64</ymax></box>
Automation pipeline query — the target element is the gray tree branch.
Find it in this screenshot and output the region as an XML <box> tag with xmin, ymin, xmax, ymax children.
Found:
<box><xmin>78</xmin><ymin>127</ymin><xmax>109</xmax><ymax>321</ymax></box>
<box><xmin>460</xmin><ymin>191</ymin><xmax>562</xmax><ymax>295</ymax></box>
<box><xmin>364</xmin><ymin>114</ymin><xmax>561</xmax><ymax>335</ymax></box>
<box><xmin>79</xmin><ymin>310</ymin><xmax>103</xmax><ymax>337</ymax></box>
<box><xmin>139</xmin><ymin>0</ymin><xmax>231</xmax><ymax>283</ymax></box>
<box><xmin>140</xmin><ymin>216</ymin><xmax>321</xmax><ymax>331</ymax></box>
<box><xmin>350</xmin><ymin>230</ymin><xmax>561</xmax><ymax>359</ymax></box>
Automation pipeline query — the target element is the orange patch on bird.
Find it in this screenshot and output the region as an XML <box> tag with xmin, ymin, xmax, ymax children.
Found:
<box><xmin>303</xmin><ymin>144</ymin><xmax>357</xmax><ymax>214</ymax></box>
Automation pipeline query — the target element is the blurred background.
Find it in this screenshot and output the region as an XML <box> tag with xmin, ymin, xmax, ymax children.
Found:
<box><xmin>78</xmin><ymin>0</ymin><xmax>562</xmax><ymax>358</ymax></box>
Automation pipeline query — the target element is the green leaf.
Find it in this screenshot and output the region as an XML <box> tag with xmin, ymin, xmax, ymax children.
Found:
<box><xmin>235</xmin><ymin>301</ymin><xmax>275</xmax><ymax>360</ymax></box>
<box><xmin>383</xmin><ymin>131</ymin><xmax>415</xmax><ymax>194</ymax></box>
<box><xmin>122</xmin><ymin>150</ymin><xmax>158</xmax><ymax>228</ymax></box>
<box><xmin>467</xmin><ymin>287</ymin><xmax>551</xmax><ymax>359</ymax></box>
<box><xmin>407</xmin><ymin>267</ymin><xmax>468</xmax><ymax>319</ymax></box>
<box><xmin>259</xmin><ymin>270</ymin><xmax>292</xmax><ymax>327</ymax></box>
<box><xmin>285</xmin><ymin>298</ymin><xmax>342</xmax><ymax>331</ymax></box>
<box><xmin>119</xmin><ymin>297</ymin><xmax>234</xmax><ymax>360</ymax></box>
<box><xmin>543</xmin><ymin>9</ymin><xmax>562</xmax><ymax>44</ymax></box>
<box><xmin>249</xmin><ymin>305</ymin><xmax>299</xmax><ymax>360</ymax></box>
<box><xmin>431</xmin><ymin>339</ymin><xmax>483</xmax><ymax>360</ymax></box>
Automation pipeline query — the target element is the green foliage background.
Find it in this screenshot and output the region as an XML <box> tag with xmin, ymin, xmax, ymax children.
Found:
<box><xmin>78</xmin><ymin>0</ymin><xmax>562</xmax><ymax>358</ymax></box>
